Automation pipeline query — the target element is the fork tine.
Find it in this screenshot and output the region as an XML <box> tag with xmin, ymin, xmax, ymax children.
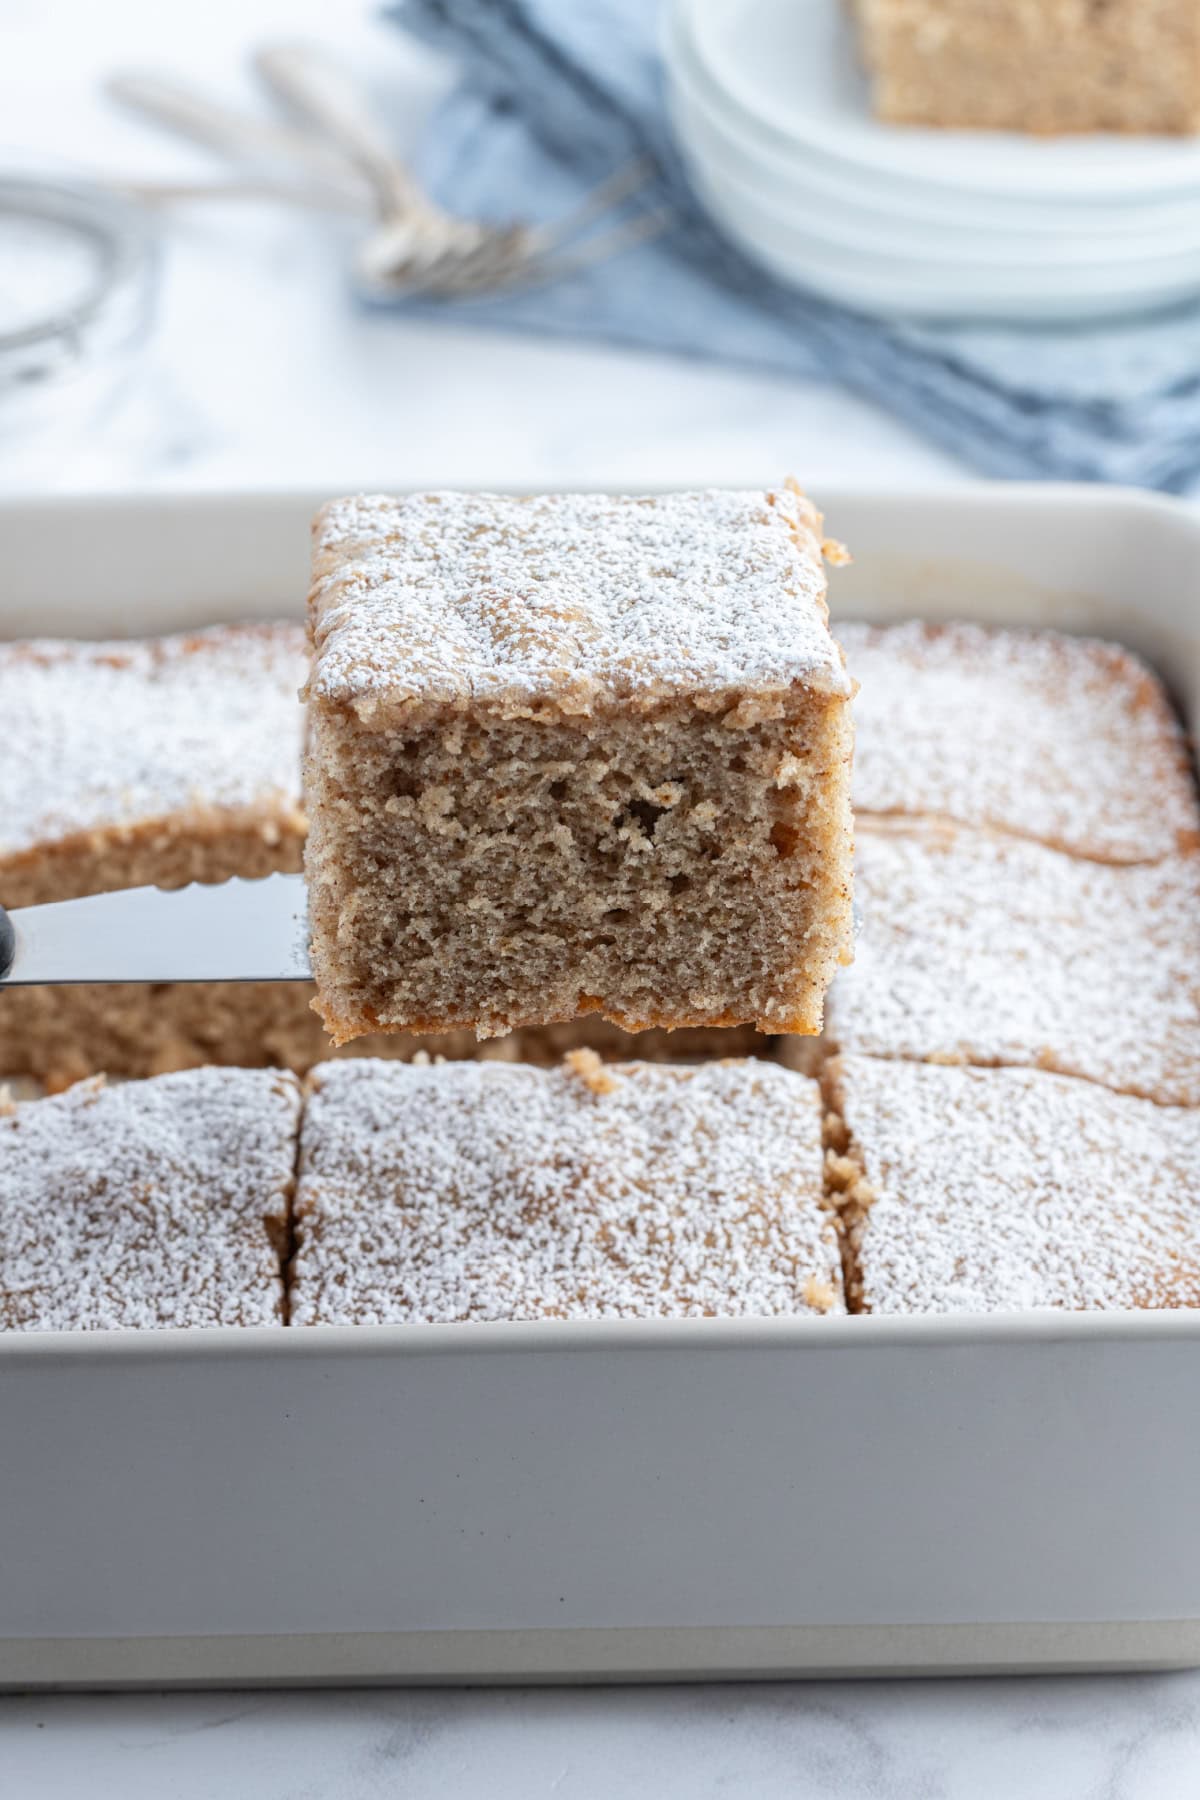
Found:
<box><xmin>478</xmin><ymin>206</ymin><xmax>671</xmax><ymax>295</ymax></box>
<box><xmin>524</xmin><ymin>156</ymin><xmax>656</xmax><ymax>255</ymax></box>
<box><xmin>408</xmin><ymin>206</ymin><xmax>668</xmax><ymax>302</ymax></box>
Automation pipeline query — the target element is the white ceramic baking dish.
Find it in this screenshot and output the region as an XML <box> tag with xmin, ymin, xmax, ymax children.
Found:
<box><xmin>1</xmin><ymin>483</ymin><xmax>1198</xmax><ymax>1688</ymax></box>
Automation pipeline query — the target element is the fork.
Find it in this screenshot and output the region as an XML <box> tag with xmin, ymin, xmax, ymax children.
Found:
<box><xmin>110</xmin><ymin>43</ymin><xmax>666</xmax><ymax>300</ymax></box>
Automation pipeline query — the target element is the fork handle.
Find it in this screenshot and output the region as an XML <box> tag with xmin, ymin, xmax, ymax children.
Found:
<box><xmin>107</xmin><ymin>70</ymin><xmax>363</xmax><ymax>197</ymax></box>
<box><xmin>254</xmin><ymin>42</ymin><xmax>427</xmax><ymax>221</ymax></box>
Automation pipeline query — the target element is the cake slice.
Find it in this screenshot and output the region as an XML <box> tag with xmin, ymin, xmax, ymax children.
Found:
<box><xmin>0</xmin><ymin>625</ymin><xmax>309</xmax><ymax>908</ymax></box>
<box><xmin>826</xmin><ymin>1055</ymin><xmax>1200</xmax><ymax>1314</ymax></box>
<box><xmin>826</xmin><ymin>823</ymin><xmax>1200</xmax><ymax>1105</ymax></box>
<box><xmin>0</xmin><ymin>623</ymin><xmax>321</xmax><ymax>1088</ymax></box>
<box><xmin>290</xmin><ymin>1054</ymin><xmax>844</xmax><ymax>1325</ymax></box>
<box><xmin>839</xmin><ymin>621</ymin><xmax>1198</xmax><ymax>863</ymax></box>
<box><xmin>850</xmin><ymin>0</ymin><xmax>1200</xmax><ymax>135</ymax></box>
<box><xmin>0</xmin><ymin>1067</ymin><xmax>301</xmax><ymax>1329</ymax></box>
<box><xmin>303</xmin><ymin>487</ymin><xmax>854</xmax><ymax>1045</ymax></box>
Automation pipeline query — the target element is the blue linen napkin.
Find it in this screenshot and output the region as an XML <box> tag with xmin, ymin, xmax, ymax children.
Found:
<box><xmin>387</xmin><ymin>0</ymin><xmax>1200</xmax><ymax>489</ymax></box>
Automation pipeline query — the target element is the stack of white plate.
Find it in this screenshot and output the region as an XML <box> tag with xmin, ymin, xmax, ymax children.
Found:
<box><xmin>665</xmin><ymin>0</ymin><xmax>1200</xmax><ymax>323</ymax></box>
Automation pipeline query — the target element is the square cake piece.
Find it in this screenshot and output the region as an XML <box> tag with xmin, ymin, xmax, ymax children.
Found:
<box><xmin>0</xmin><ymin>623</ymin><xmax>320</xmax><ymax>1089</ymax></box>
<box><xmin>826</xmin><ymin>1055</ymin><xmax>1200</xmax><ymax>1314</ymax></box>
<box><xmin>839</xmin><ymin>621</ymin><xmax>1199</xmax><ymax>863</ymax></box>
<box><xmin>290</xmin><ymin>1055</ymin><xmax>844</xmax><ymax>1325</ymax></box>
<box><xmin>850</xmin><ymin>0</ymin><xmax>1200</xmax><ymax>135</ymax></box>
<box><xmin>0</xmin><ymin>1067</ymin><xmax>301</xmax><ymax>1329</ymax></box>
<box><xmin>0</xmin><ymin>624</ymin><xmax>309</xmax><ymax>909</ymax></box>
<box><xmin>826</xmin><ymin>823</ymin><xmax>1200</xmax><ymax>1106</ymax></box>
<box><xmin>303</xmin><ymin>487</ymin><xmax>854</xmax><ymax>1045</ymax></box>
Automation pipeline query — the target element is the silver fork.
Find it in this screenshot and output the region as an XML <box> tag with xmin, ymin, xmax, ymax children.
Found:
<box><xmin>110</xmin><ymin>44</ymin><xmax>666</xmax><ymax>300</ymax></box>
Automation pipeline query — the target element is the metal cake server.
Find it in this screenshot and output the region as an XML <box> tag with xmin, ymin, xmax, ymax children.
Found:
<box><xmin>0</xmin><ymin>874</ymin><xmax>311</xmax><ymax>986</ymax></box>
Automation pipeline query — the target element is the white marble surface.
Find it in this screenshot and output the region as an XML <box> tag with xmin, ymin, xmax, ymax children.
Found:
<box><xmin>0</xmin><ymin>0</ymin><xmax>963</xmax><ymax>498</ymax></box>
<box><xmin>3</xmin><ymin>2</ymin><xmax>1200</xmax><ymax>1793</ymax></box>
<box><xmin>1</xmin><ymin>1675</ymin><xmax>1199</xmax><ymax>1798</ymax></box>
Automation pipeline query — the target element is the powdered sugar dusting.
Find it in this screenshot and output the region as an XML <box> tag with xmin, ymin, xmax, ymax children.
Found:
<box><xmin>0</xmin><ymin>1067</ymin><xmax>301</xmax><ymax>1329</ymax></box>
<box><xmin>840</xmin><ymin>620</ymin><xmax>1198</xmax><ymax>863</ymax></box>
<box><xmin>0</xmin><ymin>624</ymin><xmax>308</xmax><ymax>859</ymax></box>
<box><xmin>828</xmin><ymin>824</ymin><xmax>1200</xmax><ymax>1105</ymax></box>
<box><xmin>832</xmin><ymin>1056</ymin><xmax>1200</xmax><ymax>1313</ymax></box>
<box><xmin>309</xmin><ymin>489</ymin><xmax>850</xmax><ymax>716</ymax></box>
<box><xmin>291</xmin><ymin>1056</ymin><xmax>842</xmax><ymax>1324</ymax></box>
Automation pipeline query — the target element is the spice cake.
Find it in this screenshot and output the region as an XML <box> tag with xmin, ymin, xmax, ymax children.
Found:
<box><xmin>0</xmin><ymin>625</ymin><xmax>309</xmax><ymax>908</ymax></box>
<box><xmin>289</xmin><ymin>1054</ymin><xmax>843</xmax><ymax>1325</ymax></box>
<box><xmin>0</xmin><ymin>1067</ymin><xmax>300</xmax><ymax>1330</ymax></box>
<box><xmin>826</xmin><ymin>822</ymin><xmax>1200</xmax><ymax>1105</ymax></box>
<box><xmin>302</xmin><ymin>487</ymin><xmax>855</xmax><ymax>1045</ymax></box>
<box><xmin>849</xmin><ymin>0</ymin><xmax>1200</xmax><ymax>135</ymax></box>
<box><xmin>0</xmin><ymin>623</ymin><xmax>319</xmax><ymax>1087</ymax></box>
<box><xmin>0</xmin><ymin>616</ymin><xmax>772</xmax><ymax>1086</ymax></box>
<box><xmin>839</xmin><ymin>621</ymin><xmax>1199</xmax><ymax>863</ymax></box>
<box><xmin>826</xmin><ymin>1055</ymin><xmax>1200</xmax><ymax>1313</ymax></box>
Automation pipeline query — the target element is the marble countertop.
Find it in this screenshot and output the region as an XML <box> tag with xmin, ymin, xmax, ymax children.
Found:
<box><xmin>3</xmin><ymin>2</ymin><xmax>1200</xmax><ymax>1794</ymax></box>
<box><xmin>2</xmin><ymin>1675</ymin><xmax>1199</xmax><ymax>1798</ymax></box>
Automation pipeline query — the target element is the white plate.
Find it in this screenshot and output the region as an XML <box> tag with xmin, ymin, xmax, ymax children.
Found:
<box><xmin>692</xmin><ymin>142</ymin><xmax>1200</xmax><ymax>287</ymax></box>
<box><xmin>680</xmin><ymin>0</ymin><xmax>1200</xmax><ymax>200</ymax></box>
<box><xmin>671</xmin><ymin>79</ymin><xmax>1200</xmax><ymax>267</ymax></box>
<box><xmin>667</xmin><ymin>26</ymin><xmax>1200</xmax><ymax>246</ymax></box>
<box><xmin>684</xmin><ymin>152</ymin><xmax>1200</xmax><ymax>320</ymax></box>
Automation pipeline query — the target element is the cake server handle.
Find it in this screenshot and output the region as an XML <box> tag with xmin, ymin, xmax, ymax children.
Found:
<box><xmin>0</xmin><ymin>873</ymin><xmax>312</xmax><ymax>986</ymax></box>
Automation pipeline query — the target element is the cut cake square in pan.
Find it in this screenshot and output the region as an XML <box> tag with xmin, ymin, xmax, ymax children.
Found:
<box><xmin>839</xmin><ymin>620</ymin><xmax>1199</xmax><ymax>864</ymax></box>
<box><xmin>826</xmin><ymin>822</ymin><xmax>1200</xmax><ymax>1105</ymax></box>
<box><xmin>302</xmin><ymin>487</ymin><xmax>855</xmax><ymax>1045</ymax></box>
<box><xmin>0</xmin><ymin>1066</ymin><xmax>301</xmax><ymax>1330</ymax></box>
<box><xmin>0</xmin><ymin>624</ymin><xmax>309</xmax><ymax>908</ymax></box>
<box><xmin>0</xmin><ymin>622</ymin><xmax>322</xmax><ymax>1089</ymax></box>
<box><xmin>826</xmin><ymin>1055</ymin><xmax>1200</xmax><ymax>1314</ymax></box>
<box><xmin>289</xmin><ymin>1054</ymin><xmax>844</xmax><ymax>1325</ymax></box>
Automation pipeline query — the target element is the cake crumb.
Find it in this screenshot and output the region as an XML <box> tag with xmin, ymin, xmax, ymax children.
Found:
<box><xmin>564</xmin><ymin>1048</ymin><xmax>619</xmax><ymax>1094</ymax></box>
<box><xmin>803</xmin><ymin>1274</ymin><xmax>837</xmax><ymax>1313</ymax></box>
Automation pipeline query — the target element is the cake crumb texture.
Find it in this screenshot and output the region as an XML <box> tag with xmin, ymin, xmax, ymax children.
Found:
<box><xmin>290</xmin><ymin>1056</ymin><xmax>843</xmax><ymax>1324</ymax></box>
<box><xmin>851</xmin><ymin>0</ymin><xmax>1200</xmax><ymax>135</ymax></box>
<box><xmin>0</xmin><ymin>1067</ymin><xmax>301</xmax><ymax>1330</ymax></box>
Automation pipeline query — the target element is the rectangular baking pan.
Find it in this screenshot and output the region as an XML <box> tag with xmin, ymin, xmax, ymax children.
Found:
<box><xmin>1</xmin><ymin>482</ymin><xmax>1198</xmax><ymax>1687</ymax></box>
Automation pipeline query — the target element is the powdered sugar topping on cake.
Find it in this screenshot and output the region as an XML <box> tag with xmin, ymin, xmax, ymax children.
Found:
<box><xmin>832</xmin><ymin>1056</ymin><xmax>1200</xmax><ymax>1313</ymax></box>
<box><xmin>840</xmin><ymin>619</ymin><xmax>1198</xmax><ymax>863</ymax></box>
<box><xmin>308</xmin><ymin>489</ymin><xmax>850</xmax><ymax>716</ymax></box>
<box><xmin>291</xmin><ymin>1056</ymin><xmax>842</xmax><ymax>1324</ymax></box>
<box><xmin>0</xmin><ymin>1067</ymin><xmax>300</xmax><ymax>1330</ymax></box>
<box><xmin>828</xmin><ymin>824</ymin><xmax>1200</xmax><ymax>1105</ymax></box>
<box><xmin>0</xmin><ymin>624</ymin><xmax>308</xmax><ymax>858</ymax></box>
